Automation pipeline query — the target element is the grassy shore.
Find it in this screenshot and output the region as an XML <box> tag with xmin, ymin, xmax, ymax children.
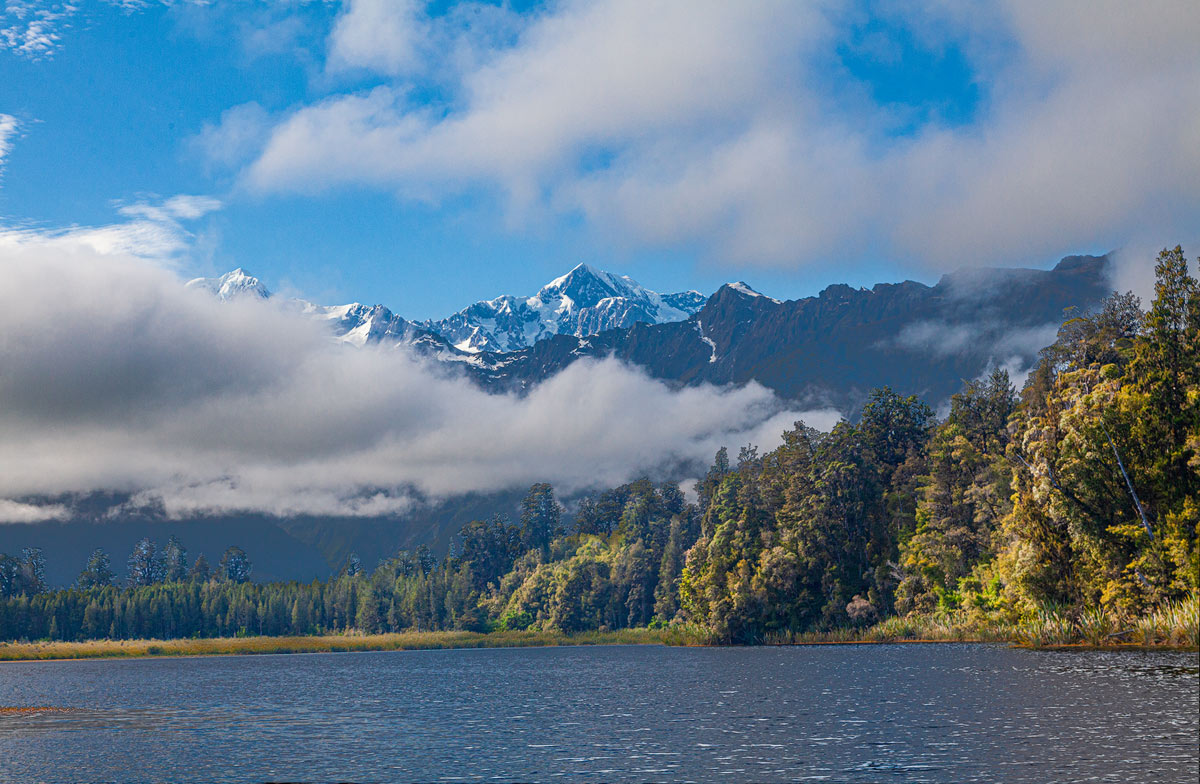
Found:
<box><xmin>0</xmin><ymin>627</ymin><xmax>694</xmax><ymax>662</ymax></box>
<box><xmin>759</xmin><ymin>595</ymin><xmax>1199</xmax><ymax>651</ymax></box>
<box><xmin>3</xmin><ymin>595</ymin><xmax>1195</xmax><ymax>661</ymax></box>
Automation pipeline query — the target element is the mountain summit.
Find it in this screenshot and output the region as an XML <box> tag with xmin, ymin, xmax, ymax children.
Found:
<box><xmin>419</xmin><ymin>263</ymin><xmax>706</xmax><ymax>352</ymax></box>
<box><xmin>185</xmin><ymin>268</ymin><xmax>271</xmax><ymax>301</ymax></box>
<box><xmin>187</xmin><ymin>256</ymin><xmax>1112</xmax><ymax>414</ymax></box>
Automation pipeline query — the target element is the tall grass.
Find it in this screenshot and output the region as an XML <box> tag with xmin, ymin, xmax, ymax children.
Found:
<box><xmin>1</xmin><ymin>595</ymin><xmax>1193</xmax><ymax>661</ymax></box>
<box><xmin>1014</xmin><ymin>593</ymin><xmax>1199</xmax><ymax>648</ymax></box>
<box><xmin>760</xmin><ymin>594</ymin><xmax>1197</xmax><ymax>649</ymax></box>
<box><xmin>0</xmin><ymin>627</ymin><xmax>685</xmax><ymax>662</ymax></box>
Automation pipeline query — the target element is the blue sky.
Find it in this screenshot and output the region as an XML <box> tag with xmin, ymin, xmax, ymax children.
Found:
<box><xmin>1</xmin><ymin>1</ymin><xmax>1196</xmax><ymax>319</ymax></box>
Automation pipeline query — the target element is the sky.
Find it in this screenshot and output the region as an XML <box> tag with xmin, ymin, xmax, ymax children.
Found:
<box><xmin>1</xmin><ymin>0</ymin><xmax>1195</xmax><ymax>319</ymax></box>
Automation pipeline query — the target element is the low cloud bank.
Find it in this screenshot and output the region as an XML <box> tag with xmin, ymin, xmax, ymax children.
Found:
<box><xmin>0</xmin><ymin>243</ymin><xmax>836</xmax><ymax>521</ymax></box>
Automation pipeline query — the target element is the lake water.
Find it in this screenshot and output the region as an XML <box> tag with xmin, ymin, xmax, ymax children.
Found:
<box><xmin>0</xmin><ymin>643</ymin><xmax>1196</xmax><ymax>783</ymax></box>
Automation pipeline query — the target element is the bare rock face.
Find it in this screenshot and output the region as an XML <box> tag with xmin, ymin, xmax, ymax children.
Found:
<box><xmin>465</xmin><ymin>255</ymin><xmax>1111</xmax><ymax>414</ymax></box>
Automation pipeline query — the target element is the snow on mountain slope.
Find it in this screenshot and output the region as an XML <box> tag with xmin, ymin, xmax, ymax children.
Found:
<box><xmin>190</xmin><ymin>264</ymin><xmax>706</xmax><ymax>357</ymax></box>
<box><xmin>724</xmin><ymin>281</ymin><xmax>780</xmax><ymax>303</ymax></box>
<box><xmin>185</xmin><ymin>268</ymin><xmax>271</xmax><ymax>301</ymax></box>
<box><xmin>419</xmin><ymin>263</ymin><xmax>706</xmax><ymax>353</ymax></box>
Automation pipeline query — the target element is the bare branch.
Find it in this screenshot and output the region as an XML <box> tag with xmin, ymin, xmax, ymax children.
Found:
<box><xmin>1100</xmin><ymin>421</ymin><xmax>1154</xmax><ymax>540</ymax></box>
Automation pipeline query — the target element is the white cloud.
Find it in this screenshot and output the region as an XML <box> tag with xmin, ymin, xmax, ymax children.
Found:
<box><xmin>0</xmin><ymin>239</ymin><xmax>833</xmax><ymax>521</ymax></box>
<box><xmin>1106</xmin><ymin>237</ymin><xmax>1200</xmax><ymax>309</ymax></box>
<box><xmin>0</xmin><ymin>193</ymin><xmax>222</xmax><ymax>259</ymax></box>
<box><xmin>241</xmin><ymin>0</ymin><xmax>1200</xmax><ymax>270</ymax></box>
<box><xmin>0</xmin><ymin>113</ymin><xmax>15</xmax><ymax>177</ymax></box>
<box><xmin>327</xmin><ymin>0</ymin><xmax>424</xmax><ymax>75</ymax></box>
<box><xmin>0</xmin><ymin>1</ymin><xmax>74</xmax><ymax>59</ymax></box>
<box><xmin>190</xmin><ymin>102</ymin><xmax>273</xmax><ymax>172</ymax></box>
<box><xmin>893</xmin><ymin>320</ymin><xmax>977</xmax><ymax>357</ymax></box>
<box><xmin>239</xmin><ymin>12</ymin><xmax>308</xmax><ymax>60</ymax></box>
<box><xmin>0</xmin><ymin>499</ymin><xmax>69</xmax><ymax>524</ymax></box>
<box><xmin>889</xmin><ymin>316</ymin><xmax>1063</xmax><ymax>390</ymax></box>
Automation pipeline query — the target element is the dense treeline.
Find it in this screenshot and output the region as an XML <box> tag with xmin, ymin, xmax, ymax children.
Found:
<box><xmin>2</xmin><ymin>247</ymin><xmax>1197</xmax><ymax>644</ymax></box>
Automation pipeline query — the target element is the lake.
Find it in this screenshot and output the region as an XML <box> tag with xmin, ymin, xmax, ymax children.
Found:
<box><xmin>1</xmin><ymin>643</ymin><xmax>1196</xmax><ymax>782</ymax></box>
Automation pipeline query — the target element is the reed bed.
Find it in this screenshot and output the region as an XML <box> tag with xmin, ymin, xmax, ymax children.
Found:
<box><xmin>758</xmin><ymin>594</ymin><xmax>1198</xmax><ymax>650</ymax></box>
<box><xmin>0</xmin><ymin>627</ymin><xmax>683</xmax><ymax>662</ymax></box>
<box><xmin>1012</xmin><ymin>593</ymin><xmax>1199</xmax><ymax>649</ymax></box>
<box><xmin>1</xmin><ymin>595</ymin><xmax>1194</xmax><ymax>661</ymax></box>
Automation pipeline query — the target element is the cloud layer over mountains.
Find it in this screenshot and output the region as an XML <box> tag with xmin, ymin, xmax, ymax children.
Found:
<box><xmin>234</xmin><ymin>0</ymin><xmax>1200</xmax><ymax>270</ymax></box>
<box><xmin>0</xmin><ymin>242</ymin><xmax>830</xmax><ymax>522</ymax></box>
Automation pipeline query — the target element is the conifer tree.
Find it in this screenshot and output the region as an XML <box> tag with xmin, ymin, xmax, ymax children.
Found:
<box><xmin>162</xmin><ymin>535</ymin><xmax>189</xmax><ymax>582</ymax></box>
<box><xmin>78</xmin><ymin>549</ymin><xmax>115</xmax><ymax>590</ymax></box>
<box><xmin>127</xmin><ymin>538</ymin><xmax>161</xmax><ymax>587</ymax></box>
<box><xmin>219</xmin><ymin>546</ymin><xmax>252</xmax><ymax>584</ymax></box>
<box><xmin>189</xmin><ymin>554</ymin><xmax>211</xmax><ymax>582</ymax></box>
<box><xmin>520</xmin><ymin>483</ymin><xmax>562</xmax><ymax>557</ymax></box>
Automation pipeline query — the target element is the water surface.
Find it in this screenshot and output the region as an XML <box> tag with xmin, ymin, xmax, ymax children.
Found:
<box><xmin>1</xmin><ymin>643</ymin><xmax>1196</xmax><ymax>782</ymax></box>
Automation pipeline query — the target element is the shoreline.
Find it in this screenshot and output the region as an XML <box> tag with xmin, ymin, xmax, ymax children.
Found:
<box><xmin>1</xmin><ymin>629</ymin><xmax>1195</xmax><ymax>662</ymax></box>
<box><xmin>0</xmin><ymin>628</ymin><xmax>683</xmax><ymax>662</ymax></box>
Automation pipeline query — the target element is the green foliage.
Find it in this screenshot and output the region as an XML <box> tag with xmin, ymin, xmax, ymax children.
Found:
<box><xmin>520</xmin><ymin>483</ymin><xmax>563</xmax><ymax>556</ymax></box>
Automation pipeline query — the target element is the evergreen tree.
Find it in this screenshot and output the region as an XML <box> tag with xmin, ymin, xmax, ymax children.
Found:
<box><xmin>520</xmin><ymin>483</ymin><xmax>562</xmax><ymax>557</ymax></box>
<box><xmin>415</xmin><ymin>544</ymin><xmax>435</xmax><ymax>575</ymax></box>
<box><xmin>126</xmin><ymin>538</ymin><xmax>162</xmax><ymax>587</ymax></box>
<box><xmin>78</xmin><ymin>549</ymin><xmax>115</xmax><ymax>590</ymax></box>
<box><xmin>0</xmin><ymin>554</ymin><xmax>22</xmax><ymax>598</ymax></box>
<box><xmin>20</xmin><ymin>547</ymin><xmax>47</xmax><ymax>594</ymax></box>
<box><xmin>218</xmin><ymin>546</ymin><xmax>252</xmax><ymax>584</ymax></box>
<box><xmin>189</xmin><ymin>554</ymin><xmax>211</xmax><ymax>582</ymax></box>
<box><xmin>162</xmin><ymin>535</ymin><xmax>189</xmax><ymax>582</ymax></box>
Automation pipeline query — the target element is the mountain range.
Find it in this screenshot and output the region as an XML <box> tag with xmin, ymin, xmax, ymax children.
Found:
<box><xmin>187</xmin><ymin>262</ymin><xmax>707</xmax><ymax>354</ymax></box>
<box><xmin>189</xmin><ymin>253</ymin><xmax>1112</xmax><ymax>413</ymax></box>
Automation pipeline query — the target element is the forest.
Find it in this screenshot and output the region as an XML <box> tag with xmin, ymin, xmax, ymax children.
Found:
<box><xmin>1</xmin><ymin>247</ymin><xmax>1197</xmax><ymax>646</ymax></box>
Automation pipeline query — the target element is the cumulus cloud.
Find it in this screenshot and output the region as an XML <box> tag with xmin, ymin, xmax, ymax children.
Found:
<box><xmin>237</xmin><ymin>0</ymin><xmax>1200</xmax><ymax>270</ymax></box>
<box><xmin>190</xmin><ymin>102</ymin><xmax>274</xmax><ymax>173</ymax></box>
<box><xmin>0</xmin><ymin>240</ymin><xmax>833</xmax><ymax>521</ymax></box>
<box><xmin>327</xmin><ymin>0</ymin><xmax>425</xmax><ymax>76</ymax></box>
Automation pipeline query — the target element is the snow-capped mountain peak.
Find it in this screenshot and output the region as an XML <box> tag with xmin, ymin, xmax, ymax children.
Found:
<box><xmin>539</xmin><ymin>263</ymin><xmax>636</xmax><ymax>304</ymax></box>
<box><xmin>188</xmin><ymin>264</ymin><xmax>710</xmax><ymax>357</ymax></box>
<box><xmin>422</xmin><ymin>264</ymin><xmax>707</xmax><ymax>353</ymax></box>
<box><xmin>723</xmin><ymin>281</ymin><xmax>778</xmax><ymax>302</ymax></box>
<box><xmin>186</xmin><ymin>268</ymin><xmax>271</xmax><ymax>301</ymax></box>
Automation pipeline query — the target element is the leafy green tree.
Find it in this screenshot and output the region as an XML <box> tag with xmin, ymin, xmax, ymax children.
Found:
<box><xmin>896</xmin><ymin>372</ymin><xmax>1015</xmax><ymax>614</ymax></box>
<box><xmin>457</xmin><ymin>515</ymin><xmax>521</xmax><ymax>591</ymax></box>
